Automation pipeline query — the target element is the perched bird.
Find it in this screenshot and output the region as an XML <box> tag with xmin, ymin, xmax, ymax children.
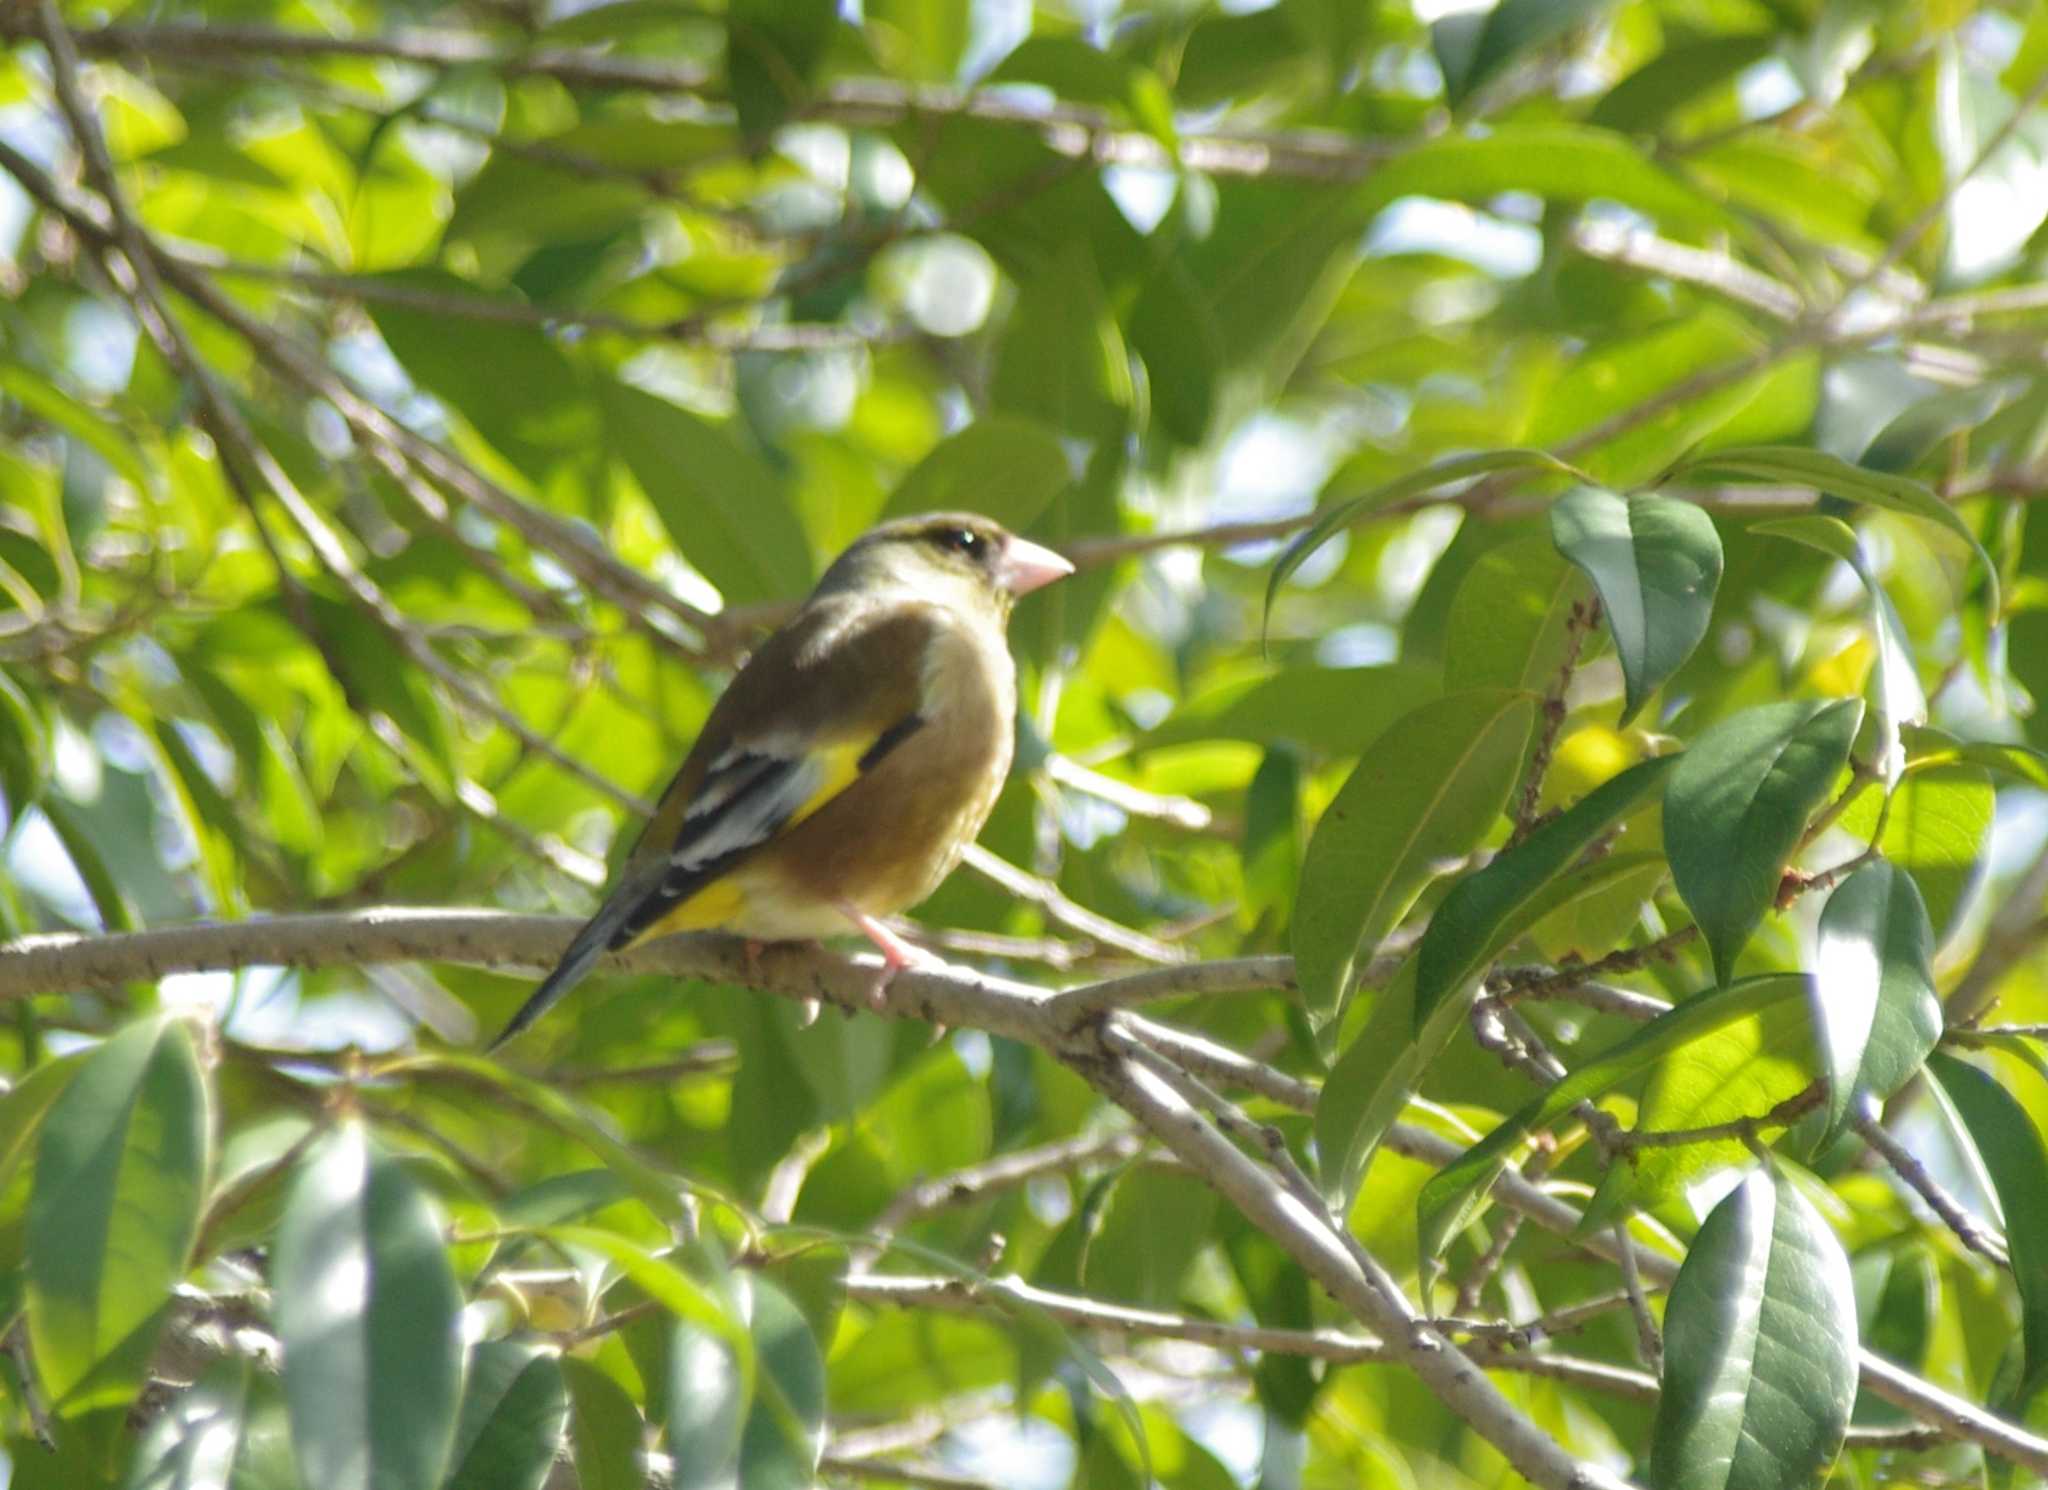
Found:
<box><xmin>490</xmin><ymin>512</ymin><xmax>1074</xmax><ymax>1048</ymax></box>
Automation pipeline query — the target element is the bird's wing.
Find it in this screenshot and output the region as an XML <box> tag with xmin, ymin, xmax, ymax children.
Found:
<box><xmin>490</xmin><ymin>599</ymin><xmax>943</xmax><ymax>1048</ymax></box>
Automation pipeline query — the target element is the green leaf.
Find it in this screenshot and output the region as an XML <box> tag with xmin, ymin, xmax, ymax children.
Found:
<box><xmin>1267</xmin><ymin>449</ymin><xmax>1580</xmax><ymax>625</ymax></box>
<box><xmin>1147</xmin><ymin>664</ymin><xmax>1442</xmax><ymax>756</ymax></box>
<box><xmin>273</xmin><ymin>1123</ymin><xmax>464</xmax><ymax>1490</ymax></box>
<box><xmin>1442</xmin><ymin>535</ymin><xmax>1596</xmax><ymax>694</ymax></box>
<box><xmin>738</xmin><ymin>1278</ymin><xmax>825</xmax><ymax>1490</ymax></box>
<box><xmin>729</xmin><ymin>0</ymin><xmax>839</xmax><ymax>140</ymax></box>
<box><xmin>668</xmin><ymin>1316</ymin><xmax>746</xmax><ymax>1489</ymax></box>
<box><xmin>1293</xmin><ymin>689</ymin><xmax>1537</xmax><ymax>1039</ymax></box>
<box><xmin>1650</xmin><ymin>1168</ymin><xmax>1856</xmax><ymax>1490</ymax></box>
<box><xmin>446</xmin><ymin>1342</ymin><xmax>569</xmax><ymax>1490</ymax></box>
<box><xmin>1810</xmin><ymin>863</ymin><xmax>1938</xmax><ymax>1141</ymax></box>
<box><xmin>604</xmin><ymin>382</ymin><xmax>813</xmax><ymax>604</ymax></box>
<box><xmin>1836</xmin><ymin>763</ymin><xmax>1992</xmax><ymax>945</ymax></box>
<box><xmin>1083</xmin><ymin>1167</ymin><xmax>1219</xmax><ymax>1310</ymax></box>
<box><xmin>561</xmin><ymin>1358</ymin><xmax>644</xmax><ymax>1490</ymax></box>
<box><xmin>1756</xmin><ymin>515</ymin><xmax>1925</xmax><ymax>781</ymax></box>
<box><xmin>125</xmin><ymin>1359</ymin><xmax>250</xmax><ymax>1490</ymax></box>
<box><xmin>1414</xmin><ymin>755</ymin><xmax>1677</xmax><ymax>1031</ymax></box>
<box><xmin>1676</xmin><ymin>445</ymin><xmax>1998</xmax><ymax>616</ymax></box>
<box><xmin>1585</xmin><ymin>990</ymin><xmax>1817</xmax><ymax>1229</ymax></box>
<box><xmin>1416</xmin><ymin>974</ymin><xmax>1806</xmax><ymax>1264</ymax></box>
<box><xmin>28</xmin><ymin>1018</ymin><xmax>209</xmax><ymax>1408</ymax></box>
<box><xmin>0</xmin><ymin>363</ymin><xmax>153</xmax><ymax>495</ymax></box>
<box><xmin>390</xmin><ymin>1054</ymin><xmax>686</xmax><ymax>1223</ymax></box>
<box><xmin>1435</xmin><ymin>0</ymin><xmax>1616</xmax><ymax>106</ymax></box>
<box><xmin>1357</xmin><ymin>125</ymin><xmax>1732</xmax><ymax>232</ymax></box>
<box><xmin>1929</xmin><ymin>1053</ymin><xmax>2048</xmax><ymax>1407</ymax></box>
<box><xmin>880</xmin><ymin>415</ymin><xmax>1070</xmax><ymax>529</ymax></box>
<box><xmin>1901</xmin><ymin>728</ymin><xmax>2048</xmax><ymax>789</ymax></box>
<box><xmin>1665</xmin><ymin>698</ymin><xmax>1864</xmax><ymax>983</ymax></box>
<box><xmin>991</xmin><ymin>241</ymin><xmax>1134</xmax><ymax>445</ymax></box>
<box><xmin>0</xmin><ymin>665</ymin><xmax>48</xmax><ymax>809</ymax></box>
<box><xmin>1550</xmin><ymin>487</ymin><xmax>1724</xmax><ymax>725</ymax></box>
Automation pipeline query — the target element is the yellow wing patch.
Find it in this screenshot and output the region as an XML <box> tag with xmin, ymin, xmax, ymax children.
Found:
<box><xmin>622</xmin><ymin>738</ymin><xmax>872</xmax><ymax>946</ymax></box>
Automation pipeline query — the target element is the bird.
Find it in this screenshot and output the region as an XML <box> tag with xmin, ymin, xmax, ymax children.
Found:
<box><xmin>489</xmin><ymin>511</ymin><xmax>1074</xmax><ymax>1048</ymax></box>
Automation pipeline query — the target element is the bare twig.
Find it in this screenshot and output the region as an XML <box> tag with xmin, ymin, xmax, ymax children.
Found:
<box><xmin>1853</xmin><ymin>1113</ymin><xmax>2009</xmax><ymax>1267</ymax></box>
<box><xmin>960</xmin><ymin>845</ymin><xmax>1188</xmax><ymax>965</ymax></box>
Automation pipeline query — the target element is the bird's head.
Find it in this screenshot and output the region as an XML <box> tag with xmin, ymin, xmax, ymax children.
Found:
<box><xmin>817</xmin><ymin>512</ymin><xmax>1075</xmax><ymax>620</ymax></box>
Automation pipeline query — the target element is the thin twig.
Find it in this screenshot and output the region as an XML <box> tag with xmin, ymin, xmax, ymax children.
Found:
<box><xmin>1854</xmin><ymin>1113</ymin><xmax>2009</xmax><ymax>1267</ymax></box>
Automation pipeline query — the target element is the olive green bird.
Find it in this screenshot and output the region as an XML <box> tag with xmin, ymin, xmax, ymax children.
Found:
<box><xmin>490</xmin><ymin>512</ymin><xmax>1073</xmax><ymax>1048</ymax></box>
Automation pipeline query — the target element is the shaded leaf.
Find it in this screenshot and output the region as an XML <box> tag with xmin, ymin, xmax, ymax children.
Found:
<box><xmin>881</xmin><ymin>415</ymin><xmax>1070</xmax><ymax>529</ymax></box>
<box><xmin>1678</xmin><ymin>445</ymin><xmax>1998</xmax><ymax>615</ymax></box>
<box><xmin>1414</xmin><ymin>754</ymin><xmax>1677</xmax><ymax>1031</ymax></box>
<box><xmin>1442</xmin><ymin>535</ymin><xmax>1596</xmax><ymax>694</ymax></box>
<box><xmin>1756</xmin><ymin>515</ymin><xmax>1924</xmax><ymax>781</ymax></box>
<box><xmin>1929</xmin><ymin>1053</ymin><xmax>2048</xmax><ymax>1408</ymax></box>
<box><xmin>28</xmin><ymin>1019</ymin><xmax>208</xmax><ymax>1408</ymax></box>
<box><xmin>1551</xmin><ymin>486</ymin><xmax>1724</xmax><ymax>725</ymax></box>
<box><xmin>1665</xmin><ymin>699</ymin><xmax>1863</xmax><ymax>983</ymax></box>
<box><xmin>605</xmin><ymin>382</ymin><xmax>813</xmax><ymax>604</ymax></box>
<box><xmin>1294</xmin><ymin>689</ymin><xmax>1536</xmax><ymax>1039</ymax></box>
<box><xmin>446</xmin><ymin>1342</ymin><xmax>569</xmax><ymax>1490</ymax></box>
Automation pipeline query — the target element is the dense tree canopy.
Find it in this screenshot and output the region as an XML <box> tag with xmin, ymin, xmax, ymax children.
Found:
<box><xmin>4</xmin><ymin>0</ymin><xmax>2048</xmax><ymax>1487</ymax></box>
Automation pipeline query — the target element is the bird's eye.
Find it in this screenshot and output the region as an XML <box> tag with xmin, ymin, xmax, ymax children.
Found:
<box><xmin>936</xmin><ymin>528</ymin><xmax>986</xmax><ymax>559</ymax></box>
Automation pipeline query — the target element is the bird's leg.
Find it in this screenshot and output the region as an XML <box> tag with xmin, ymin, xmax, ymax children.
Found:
<box><xmin>836</xmin><ymin>903</ymin><xmax>942</xmax><ymax>1009</ymax></box>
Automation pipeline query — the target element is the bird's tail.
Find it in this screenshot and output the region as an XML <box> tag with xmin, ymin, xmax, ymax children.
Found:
<box><xmin>488</xmin><ymin>899</ymin><xmax>636</xmax><ymax>1051</ymax></box>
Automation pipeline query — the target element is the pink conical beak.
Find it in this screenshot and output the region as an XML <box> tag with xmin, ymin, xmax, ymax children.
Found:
<box><xmin>997</xmin><ymin>535</ymin><xmax>1075</xmax><ymax>596</ymax></box>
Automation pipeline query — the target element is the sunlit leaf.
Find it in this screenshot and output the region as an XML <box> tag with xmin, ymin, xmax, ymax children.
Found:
<box><xmin>1650</xmin><ymin>1168</ymin><xmax>1856</xmax><ymax>1490</ymax></box>
<box><xmin>273</xmin><ymin>1123</ymin><xmax>464</xmax><ymax>1490</ymax></box>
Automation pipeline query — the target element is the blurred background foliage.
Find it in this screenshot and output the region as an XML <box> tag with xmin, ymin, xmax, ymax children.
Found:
<box><xmin>3</xmin><ymin>0</ymin><xmax>2048</xmax><ymax>1485</ymax></box>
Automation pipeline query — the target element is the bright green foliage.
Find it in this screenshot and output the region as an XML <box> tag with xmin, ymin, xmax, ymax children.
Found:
<box><xmin>1650</xmin><ymin>1169</ymin><xmax>1856</xmax><ymax>1490</ymax></box>
<box><xmin>3</xmin><ymin>1</ymin><xmax>2048</xmax><ymax>1487</ymax></box>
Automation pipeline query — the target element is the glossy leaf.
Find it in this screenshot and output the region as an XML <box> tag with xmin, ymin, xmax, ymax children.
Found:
<box><xmin>446</xmin><ymin>1342</ymin><xmax>569</xmax><ymax>1490</ymax></box>
<box><xmin>1294</xmin><ymin>689</ymin><xmax>1537</xmax><ymax>1038</ymax></box>
<box><xmin>1414</xmin><ymin>754</ymin><xmax>1676</xmax><ymax>1030</ymax></box>
<box><xmin>28</xmin><ymin>1018</ymin><xmax>208</xmax><ymax>1408</ymax></box>
<box><xmin>1550</xmin><ymin>486</ymin><xmax>1724</xmax><ymax>725</ymax></box>
<box><xmin>272</xmin><ymin>1123</ymin><xmax>464</xmax><ymax>1490</ymax></box>
<box><xmin>1929</xmin><ymin>1053</ymin><xmax>2048</xmax><ymax>1407</ymax></box>
<box><xmin>1416</xmin><ymin>974</ymin><xmax>1807</xmax><ymax>1263</ymax></box>
<box><xmin>668</xmin><ymin>1316</ymin><xmax>747</xmax><ymax>1490</ymax></box>
<box><xmin>738</xmin><ymin>1278</ymin><xmax>826</xmax><ymax>1490</ymax></box>
<box><xmin>1650</xmin><ymin>1168</ymin><xmax>1856</xmax><ymax>1490</ymax></box>
<box><xmin>561</xmin><ymin>1358</ymin><xmax>643</xmax><ymax>1490</ymax></box>
<box><xmin>1665</xmin><ymin>698</ymin><xmax>1863</xmax><ymax>983</ymax></box>
<box><xmin>124</xmin><ymin>1358</ymin><xmax>251</xmax><ymax>1490</ymax></box>
<box><xmin>1810</xmin><ymin>863</ymin><xmax>1939</xmax><ymax>1140</ymax></box>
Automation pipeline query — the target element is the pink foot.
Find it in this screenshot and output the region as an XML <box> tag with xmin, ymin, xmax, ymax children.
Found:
<box><xmin>837</xmin><ymin>904</ymin><xmax>943</xmax><ymax>1009</ymax></box>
